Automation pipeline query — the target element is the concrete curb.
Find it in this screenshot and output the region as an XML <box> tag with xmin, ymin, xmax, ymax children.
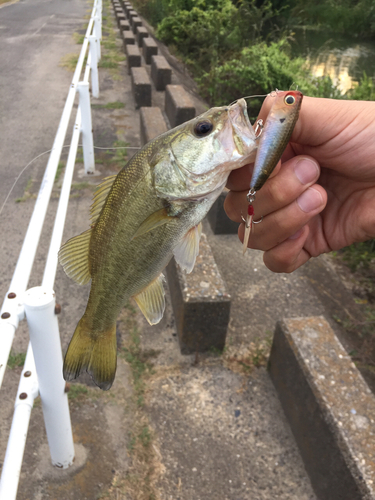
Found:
<box><xmin>269</xmin><ymin>316</ymin><xmax>375</xmax><ymax>500</ymax></box>
<box><xmin>166</xmin><ymin>233</ymin><xmax>231</xmax><ymax>354</ymax></box>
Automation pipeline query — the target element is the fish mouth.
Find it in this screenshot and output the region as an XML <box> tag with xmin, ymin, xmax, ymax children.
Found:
<box><xmin>228</xmin><ymin>98</ymin><xmax>257</xmax><ymax>162</ymax></box>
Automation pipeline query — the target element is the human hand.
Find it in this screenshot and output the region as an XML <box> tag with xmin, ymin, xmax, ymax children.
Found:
<box><xmin>225</xmin><ymin>96</ymin><xmax>375</xmax><ymax>272</ymax></box>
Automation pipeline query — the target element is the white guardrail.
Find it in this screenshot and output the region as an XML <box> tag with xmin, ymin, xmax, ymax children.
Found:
<box><xmin>0</xmin><ymin>1</ymin><xmax>102</xmax><ymax>498</ymax></box>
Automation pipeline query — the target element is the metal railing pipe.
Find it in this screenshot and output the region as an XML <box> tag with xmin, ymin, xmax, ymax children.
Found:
<box><xmin>0</xmin><ymin>345</ymin><xmax>38</xmax><ymax>500</ymax></box>
<box><xmin>42</xmin><ymin>109</ymin><xmax>82</xmax><ymax>290</ymax></box>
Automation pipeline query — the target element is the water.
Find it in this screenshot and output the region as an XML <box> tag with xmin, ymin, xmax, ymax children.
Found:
<box><xmin>291</xmin><ymin>27</ymin><xmax>375</xmax><ymax>93</ymax></box>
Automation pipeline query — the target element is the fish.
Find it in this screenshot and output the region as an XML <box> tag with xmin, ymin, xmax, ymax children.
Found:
<box><xmin>250</xmin><ymin>90</ymin><xmax>303</xmax><ymax>192</ymax></box>
<box><xmin>242</xmin><ymin>90</ymin><xmax>303</xmax><ymax>254</ymax></box>
<box><xmin>59</xmin><ymin>98</ymin><xmax>258</xmax><ymax>390</ymax></box>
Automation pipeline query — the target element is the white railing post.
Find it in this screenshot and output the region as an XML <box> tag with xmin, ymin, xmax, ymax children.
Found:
<box><xmin>24</xmin><ymin>287</ymin><xmax>74</xmax><ymax>469</ymax></box>
<box><xmin>77</xmin><ymin>82</ymin><xmax>95</xmax><ymax>174</ymax></box>
<box><xmin>89</xmin><ymin>34</ymin><xmax>99</xmax><ymax>98</ymax></box>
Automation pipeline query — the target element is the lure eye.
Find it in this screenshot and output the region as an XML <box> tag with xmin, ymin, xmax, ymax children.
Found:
<box><xmin>284</xmin><ymin>94</ymin><xmax>296</xmax><ymax>105</ymax></box>
<box><xmin>194</xmin><ymin>121</ymin><xmax>213</xmax><ymax>137</ymax></box>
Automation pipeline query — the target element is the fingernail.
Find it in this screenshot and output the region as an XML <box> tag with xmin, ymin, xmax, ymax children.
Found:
<box><xmin>297</xmin><ymin>187</ymin><xmax>323</xmax><ymax>213</ymax></box>
<box><xmin>289</xmin><ymin>228</ymin><xmax>303</xmax><ymax>240</ymax></box>
<box><xmin>294</xmin><ymin>159</ymin><xmax>319</xmax><ymax>185</ymax></box>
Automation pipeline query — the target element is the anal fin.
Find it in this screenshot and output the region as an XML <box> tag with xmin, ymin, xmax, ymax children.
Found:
<box><xmin>134</xmin><ymin>274</ymin><xmax>166</xmax><ymax>325</ymax></box>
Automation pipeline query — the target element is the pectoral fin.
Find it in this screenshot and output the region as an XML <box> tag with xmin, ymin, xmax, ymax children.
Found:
<box><xmin>131</xmin><ymin>208</ymin><xmax>177</xmax><ymax>240</ymax></box>
<box><xmin>134</xmin><ymin>274</ymin><xmax>166</xmax><ymax>325</ymax></box>
<box><xmin>58</xmin><ymin>229</ymin><xmax>92</xmax><ymax>285</ymax></box>
<box><xmin>173</xmin><ymin>223</ymin><xmax>202</xmax><ymax>274</ymax></box>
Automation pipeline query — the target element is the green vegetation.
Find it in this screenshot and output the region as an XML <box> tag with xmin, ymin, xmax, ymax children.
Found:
<box><xmin>106</xmin><ymin>140</ymin><xmax>129</xmax><ymax>170</ymax></box>
<box><xmin>7</xmin><ymin>351</ymin><xmax>26</xmax><ymax>369</ymax></box>
<box><xmin>73</xmin><ymin>32</ymin><xmax>85</xmax><ymax>44</ymax></box>
<box><xmin>15</xmin><ymin>179</ymin><xmax>33</xmax><ymax>203</ymax></box>
<box><xmin>133</xmin><ymin>0</ymin><xmax>375</xmax><ymax>117</ymax></box>
<box><xmin>55</xmin><ymin>161</ymin><xmax>65</xmax><ymax>183</ymax></box>
<box><xmin>116</xmin><ymin>299</ymin><xmax>160</xmax><ymax>499</ymax></box>
<box><xmin>120</xmin><ymin>301</ymin><xmax>156</xmax><ymax>407</ymax></box>
<box><xmin>67</xmin><ymin>383</ymin><xmax>89</xmax><ymax>400</ymax></box>
<box><xmin>99</xmin><ymin>6</ymin><xmax>125</xmax><ymax>80</ymax></box>
<box><xmin>91</xmin><ymin>101</ymin><xmax>125</xmax><ymax>109</ymax></box>
<box><xmin>59</xmin><ymin>53</ymin><xmax>80</xmax><ymax>71</ymax></box>
<box><xmin>341</xmin><ymin>240</ymin><xmax>375</xmax><ymax>272</ymax></box>
<box><xmin>285</xmin><ymin>0</ymin><xmax>375</xmax><ymax>38</ymax></box>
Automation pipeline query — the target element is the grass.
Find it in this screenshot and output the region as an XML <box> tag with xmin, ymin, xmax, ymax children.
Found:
<box><xmin>73</xmin><ymin>32</ymin><xmax>85</xmax><ymax>44</ymax></box>
<box><xmin>55</xmin><ymin>161</ymin><xmax>65</xmax><ymax>183</ymax></box>
<box><xmin>15</xmin><ymin>178</ymin><xmax>33</xmax><ymax>203</ymax></box>
<box><xmin>98</xmin><ymin>52</ymin><xmax>126</xmax><ymax>69</ymax></box>
<box><xmin>106</xmin><ymin>299</ymin><xmax>161</xmax><ymax>499</ymax></box>
<box><xmin>7</xmin><ymin>351</ymin><xmax>26</xmax><ymax>369</ymax></box>
<box><xmin>223</xmin><ymin>336</ymin><xmax>272</xmax><ymax>374</ymax></box>
<box><xmin>120</xmin><ymin>301</ymin><xmax>155</xmax><ymax>407</ymax></box>
<box><xmin>91</xmin><ymin>101</ymin><xmax>125</xmax><ymax>110</ymax></box>
<box><xmin>340</xmin><ymin>240</ymin><xmax>375</xmax><ymax>272</ymax></box>
<box><xmin>59</xmin><ymin>53</ymin><xmax>80</xmax><ymax>71</ymax></box>
<box><xmin>67</xmin><ymin>383</ymin><xmax>89</xmax><ymax>400</ymax></box>
<box><xmin>332</xmin><ymin>241</ymin><xmax>375</xmax><ymax>391</ymax></box>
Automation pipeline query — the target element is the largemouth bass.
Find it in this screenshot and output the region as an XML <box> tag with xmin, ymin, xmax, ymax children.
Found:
<box><xmin>59</xmin><ymin>99</ymin><xmax>258</xmax><ymax>390</ymax></box>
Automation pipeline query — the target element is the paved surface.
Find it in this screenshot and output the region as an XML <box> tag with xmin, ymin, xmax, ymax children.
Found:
<box><xmin>0</xmin><ymin>1</ymin><xmax>369</xmax><ymax>499</ymax></box>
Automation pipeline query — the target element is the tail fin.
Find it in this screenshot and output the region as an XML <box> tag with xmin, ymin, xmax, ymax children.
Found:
<box><xmin>63</xmin><ymin>317</ymin><xmax>117</xmax><ymax>391</ymax></box>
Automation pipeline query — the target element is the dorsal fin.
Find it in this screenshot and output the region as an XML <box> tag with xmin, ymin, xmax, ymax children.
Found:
<box><xmin>58</xmin><ymin>228</ymin><xmax>92</xmax><ymax>285</ymax></box>
<box><xmin>90</xmin><ymin>175</ymin><xmax>117</xmax><ymax>223</ymax></box>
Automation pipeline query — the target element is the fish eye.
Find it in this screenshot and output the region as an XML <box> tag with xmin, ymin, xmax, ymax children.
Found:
<box><xmin>194</xmin><ymin>121</ymin><xmax>213</xmax><ymax>137</ymax></box>
<box><xmin>284</xmin><ymin>94</ymin><xmax>296</xmax><ymax>105</ymax></box>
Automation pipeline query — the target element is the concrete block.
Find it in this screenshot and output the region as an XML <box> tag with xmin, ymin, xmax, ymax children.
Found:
<box><xmin>132</xmin><ymin>16</ymin><xmax>142</xmax><ymax>34</ymax></box>
<box><xmin>140</xmin><ymin>107</ymin><xmax>168</xmax><ymax>146</ymax></box>
<box><xmin>116</xmin><ymin>12</ymin><xmax>126</xmax><ymax>29</ymax></box>
<box><xmin>136</xmin><ymin>26</ymin><xmax>149</xmax><ymax>47</ymax></box>
<box><xmin>126</xmin><ymin>44</ymin><xmax>141</xmax><ymax>74</ymax></box>
<box><xmin>166</xmin><ymin>232</ymin><xmax>231</xmax><ymax>354</ymax></box>
<box><xmin>207</xmin><ymin>190</ymin><xmax>239</xmax><ymax>234</ymax></box>
<box><xmin>123</xmin><ymin>31</ymin><xmax>135</xmax><ymax>46</ymax></box>
<box><xmin>119</xmin><ymin>19</ymin><xmax>130</xmax><ymax>36</ymax></box>
<box><xmin>128</xmin><ymin>10</ymin><xmax>137</xmax><ymax>24</ymax></box>
<box><xmin>165</xmin><ymin>85</ymin><xmax>195</xmax><ymax>127</ymax></box>
<box><xmin>269</xmin><ymin>316</ymin><xmax>375</xmax><ymax>500</ymax></box>
<box><xmin>143</xmin><ymin>37</ymin><xmax>158</xmax><ymax>64</ymax></box>
<box><xmin>131</xmin><ymin>67</ymin><xmax>152</xmax><ymax>108</ymax></box>
<box><xmin>124</xmin><ymin>4</ymin><xmax>132</xmax><ymax>16</ymax></box>
<box><xmin>151</xmin><ymin>55</ymin><xmax>171</xmax><ymax>90</ymax></box>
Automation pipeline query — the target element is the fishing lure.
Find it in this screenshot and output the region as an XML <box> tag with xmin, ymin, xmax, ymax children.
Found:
<box><xmin>242</xmin><ymin>90</ymin><xmax>303</xmax><ymax>254</ymax></box>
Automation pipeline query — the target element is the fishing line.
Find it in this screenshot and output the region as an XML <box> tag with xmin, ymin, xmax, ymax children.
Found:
<box><xmin>0</xmin><ymin>144</ymin><xmax>141</xmax><ymax>218</ymax></box>
<box><xmin>229</xmin><ymin>93</ymin><xmax>269</xmax><ymax>106</ymax></box>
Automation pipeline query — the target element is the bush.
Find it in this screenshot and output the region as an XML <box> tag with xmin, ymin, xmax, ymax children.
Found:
<box><xmin>346</xmin><ymin>72</ymin><xmax>375</xmax><ymax>100</ymax></box>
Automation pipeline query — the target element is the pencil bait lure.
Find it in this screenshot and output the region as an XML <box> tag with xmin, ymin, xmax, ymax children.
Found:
<box><xmin>242</xmin><ymin>90</ymin><xmax>303</xmax><ymax>254</ymax></box>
